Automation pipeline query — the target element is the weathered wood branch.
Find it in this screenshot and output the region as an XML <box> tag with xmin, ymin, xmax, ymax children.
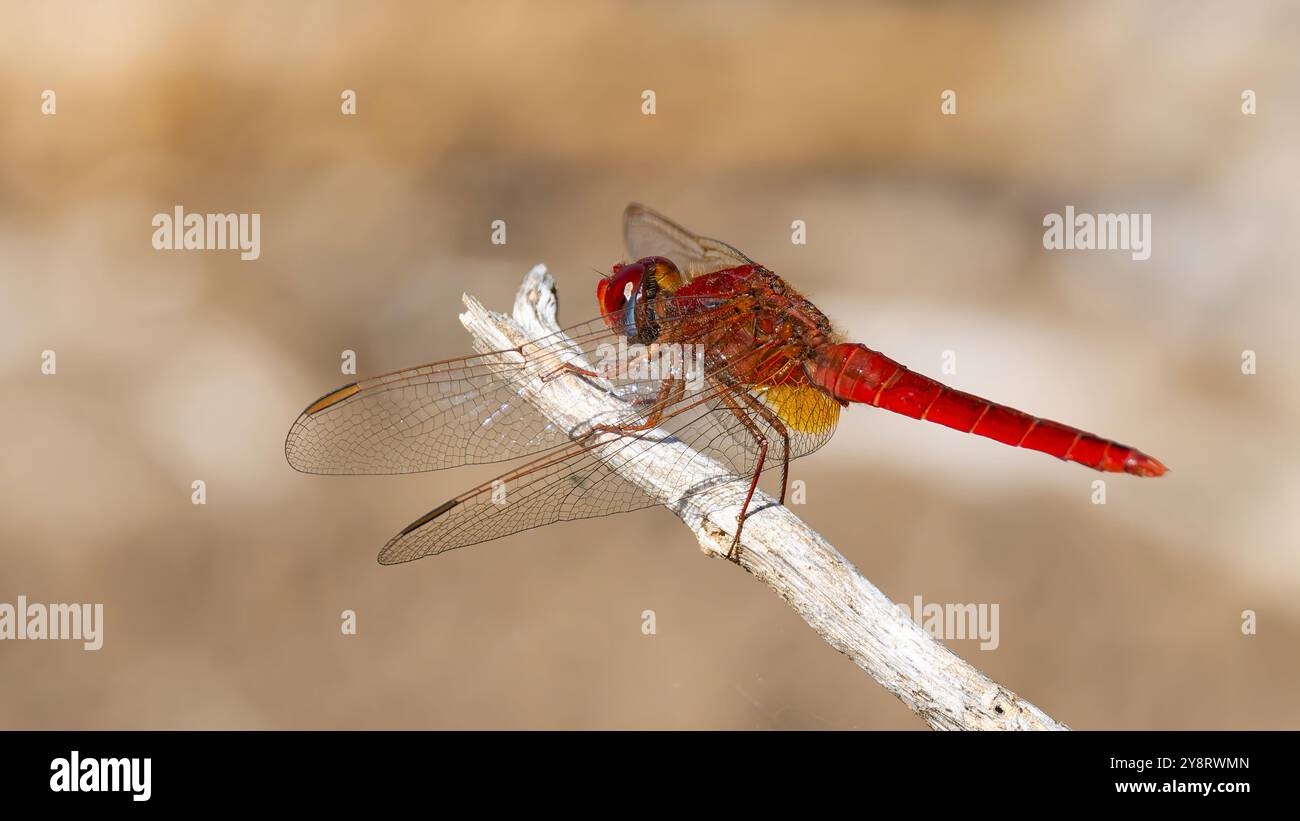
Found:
<box><xmin>459</xmin><ymin>264</ymin><xmax>1068</xmax><ymax>731</ymax></box>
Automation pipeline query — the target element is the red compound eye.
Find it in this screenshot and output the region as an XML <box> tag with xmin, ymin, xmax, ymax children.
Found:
<box><xmin>599</xmin><ymin>261</ymin><xmax>643</xmax><ymax>322</ymax></box>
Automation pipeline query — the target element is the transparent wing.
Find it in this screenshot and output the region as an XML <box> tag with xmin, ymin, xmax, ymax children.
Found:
<box><xmin>378</xmin><ymin>432</ymin><xmax>661</xmax><ymax>564</ymax></box>
<box><xmin>286</xmin><ymin>319</ymin><xmax>602</xmax><ymax>475</ymax></box>
<box><xmin>623</xmin><ymin>203</ymin><xmax>756</xmax><ymax>278</ymax></box>
<box><xmin>286</xmin><ymin>299</ymin><xmax>739</xmax><ymax>475</ymax></box>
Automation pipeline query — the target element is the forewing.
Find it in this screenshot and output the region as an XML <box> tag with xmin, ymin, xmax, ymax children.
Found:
<box><xmin>285</xmin><ymin>317</ymin><xmax>627</xmax><ymax>474</ymax></box>
<box><xmin>285</xmin><ymin>301</ymin><xmax>741</xmax><ymax>475</ymax></box>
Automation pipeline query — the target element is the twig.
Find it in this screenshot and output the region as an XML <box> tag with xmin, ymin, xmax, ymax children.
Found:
<box><xmin>459</xmin><ymin>264</ymin><xmax>1069</xmax><ymax>731</ymax></box>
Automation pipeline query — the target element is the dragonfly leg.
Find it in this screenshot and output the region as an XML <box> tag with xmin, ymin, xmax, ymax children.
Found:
<box><xmin>540</xmin><ymin>361</ymin><xmax>603</xmax><ymax>383</ymax></box>
<box><xmin>739</xmin><ymin>390</ymin><xmax>791</xmax><ymax>505</ymax></box>
<box><xmin>715</xmin><ymin>384</ymin><xmax>768</xmax><ymax>563</ymax></box>
<box><xmin>588</xmin><ymin>375</ymin><xmax>683</xmax><ymax>437</ymax></box>
<box><xmin>542</xmin><ymin>359</ymin><xmax>675</xmax><ymax>410</ymax></box>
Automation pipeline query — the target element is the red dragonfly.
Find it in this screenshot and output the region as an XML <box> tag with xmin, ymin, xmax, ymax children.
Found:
<box><xmin>286</xmin><ymin>204</ymin><xmax>1166</xmax><ymax>564</ymax></box>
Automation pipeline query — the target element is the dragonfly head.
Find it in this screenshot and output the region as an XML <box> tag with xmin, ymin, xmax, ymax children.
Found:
<box><xmin>598</xmin><ymin>256</ymin><xmax>683</xmax><ymax>333</ymax></box>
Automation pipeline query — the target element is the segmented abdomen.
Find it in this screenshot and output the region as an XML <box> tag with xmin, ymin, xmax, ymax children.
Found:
<box><xmin>808</xmin><ymin>342</ymin><xmax>1166</xmax><ymax>477</ymax></box>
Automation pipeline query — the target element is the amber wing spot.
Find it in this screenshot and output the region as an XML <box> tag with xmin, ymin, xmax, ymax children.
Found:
<box><xmin>304</xmin><ymin>383</ymin><xmax>361</xmax><ymax>415</ymax></box>
<box><xmin>759</xmin><ymin>384</ymin><xmax>841</xmax><ymax>434</ymax></box>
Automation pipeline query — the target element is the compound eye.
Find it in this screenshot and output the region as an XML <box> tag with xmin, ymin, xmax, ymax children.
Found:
<box><xmin>642</xmin><ymin>256</ymin><xmax>684</xmax><ymax>292</ymax></box>
<box><xmin>600</xmin><ymin>262</ymin><xmax>643</xmax><ymax>317</ymax></box>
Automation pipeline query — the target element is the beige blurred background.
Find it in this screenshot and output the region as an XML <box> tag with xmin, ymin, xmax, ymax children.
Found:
<box><xmin>2</xmin><ymin>0</ymin><xmax>1298</xmax><ymax>729</ymax></box>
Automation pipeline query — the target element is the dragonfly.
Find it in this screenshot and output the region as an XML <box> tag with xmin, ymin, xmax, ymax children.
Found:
<box><xmin>286</xmin><ymin>204</ymin><xmax>1166</xmax><ymax>564</ymax></box>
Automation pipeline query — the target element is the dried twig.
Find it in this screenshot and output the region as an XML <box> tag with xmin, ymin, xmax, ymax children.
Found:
<box><xmin>459</xmin><ymin>264</ymin><xmax>1068</xmax><ymax>731</ymax></box>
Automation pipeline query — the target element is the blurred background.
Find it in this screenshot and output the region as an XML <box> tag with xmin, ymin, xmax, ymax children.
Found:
<box><xmin>2</xmin><ymin>0</ymin><xmax>1298</xmax><ymax>729</ymax></box>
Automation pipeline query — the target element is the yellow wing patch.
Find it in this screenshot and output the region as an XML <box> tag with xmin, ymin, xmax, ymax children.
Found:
<box><xmin>757</xmin><ymin>384</ymin><xmax>841</xmax><ymax>434</ymax></box>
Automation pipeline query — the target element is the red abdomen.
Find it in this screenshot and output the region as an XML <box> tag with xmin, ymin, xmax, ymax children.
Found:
<box><xmin>808</xmin><ymin>342</ymin><xmax>1166</xmax><ymax>477</ymax></box>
